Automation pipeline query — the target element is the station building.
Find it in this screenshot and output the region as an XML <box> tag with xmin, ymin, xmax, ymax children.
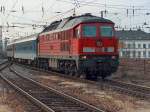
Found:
<box><xmin>116</xmin><ymin>29</ymin><xmax>150</xmax><ymax>59</ymax></box>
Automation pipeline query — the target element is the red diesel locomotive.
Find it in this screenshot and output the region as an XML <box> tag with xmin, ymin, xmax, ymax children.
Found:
<box><xmin>37</xmin><ymin>14</ymin><xmax>119</xmax><ymax>79</ymax></box>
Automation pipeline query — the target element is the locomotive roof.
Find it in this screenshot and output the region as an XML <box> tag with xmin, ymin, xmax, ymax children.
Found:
<box><xmin>42</xmin><ymin>14</ymin><xmax>113</xmax><ymax>33</ymax></box>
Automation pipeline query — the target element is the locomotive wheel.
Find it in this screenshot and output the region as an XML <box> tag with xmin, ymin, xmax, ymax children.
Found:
<box><xmin>101</xmin><ymin>72</ymin><xmax>110</xmax><ymax>80</ymax></box>
<box><xmin>70</xmin><ymin>66</ymin><xmax>77</xmax><ymax>76</ymax></box>
<box><xmin>65</xmin><ymin>65</ymin><xmax>70</xmax><ymax>75</ymax></box>
<box><xmin>86</xmin><ymin>74</ymin><xmax>91</xmax><ymax>80</ymax></box>
<box><xmin>101</xmin><ymin>72</ymin><xmax>106</xmax><ymax>80</ymax></box>
<box><xmin>70</xmin><ymin>69</ymin><xmax>76</xmax><ymax>76</ymax></box>
<box><xmin>65</xmin><ymin>69</ymin><xmax>70</xmax><ymax>75</ymax></box>
<box><xmin>86</xmin><ymin>73</ymin><xmax>98</xmax><ymax>80</ymax></box>
<box><xmin>64</xmin><ymin>65</ymin><xmax>69</xmax><ymax>75</ymax></box>
<box><xmin>64</xmin><ymin>61</ymin><xmax>71</xmax><ymax>75</ymax></box>
<box><xmin>92</xmin><ymin>74</ymin><xmax>98</xmax><ymax>80</ymax></box>
<box><xmin>74</xmin><ymin>71</ymin><xmax>82</xmax><ymax>78</ymax></box>
<box><xmin>101</xmin><ymin>75</ymin><xmax>106</xmax><ymax>80</ymax></box>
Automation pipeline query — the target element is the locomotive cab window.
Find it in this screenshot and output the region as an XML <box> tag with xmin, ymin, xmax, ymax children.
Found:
<box><xmin>82</xmin><ymin>25</ymin><xmax>96</xmax><ymax>37</ymax></box>
<box><xmin>100</xmin><ymin>26</ymin><xmax>114</xmax><ymax>37</ymax></box>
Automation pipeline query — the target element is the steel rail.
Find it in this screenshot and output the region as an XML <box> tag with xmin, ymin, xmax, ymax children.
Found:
<box><xmin>5</xmin><ymin>67</ymin><xmax>105</xmax><ymax>112</ymax></box>
<box><xmin>105</xmin><ymin>79</ymin><xmax>150</xmax><ymax>99</ymax></box>
<box><xmin>0</xmin><ymin>61</ymin><xmax>11</xmax><ymax>71</ymax></box>
<box><xmin>0</xmin><ymin>73</ymin><xmax>55</xmax><ymax>112</ymax></box>
<box><xmin>15</xmin><ymin>63</ymin><xmax>150</xmax><ymax>100</ymax></box>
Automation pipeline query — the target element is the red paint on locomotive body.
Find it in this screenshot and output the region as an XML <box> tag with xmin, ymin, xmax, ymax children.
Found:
<box><xmin>38</xmin><ymin>22</ymin><xmax>118</xmax><ymax>58</ymax></box>
<box><xmin>38</xmin><ymin>29</ymin><xmax>75</xmax><ymax>57</ymax></box>
<box><xmin>7</xmin><ymin>14</ymin><xmax>119</xmax><ymax>79</ymax></box>
<box><xmin>78</xmin><ymin>22</ymin><xmax>118</xmax><ymax>56</ymax></box>
<box><xmin>37</xmin><ymin>14</ymin><xmax>120</xmax><ymax>79</ymax></box>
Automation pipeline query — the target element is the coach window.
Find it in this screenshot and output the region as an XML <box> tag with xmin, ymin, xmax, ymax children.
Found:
<box><xmin>82</xmin><ymin>25</ymin><xmax>96</xmax><ymax>37</ymax></box>
<box><xmin>100</xmin><ymin>26</ymin><xmax>114</xmax><ymax>37</ymax></box>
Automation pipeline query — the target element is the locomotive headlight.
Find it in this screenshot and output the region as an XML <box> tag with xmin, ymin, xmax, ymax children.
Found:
<box><xmin>103</xmin><ymin>47</ymin><xmax>114</xmax><ymax>52</ymax></box>
<box><xmin>83</xmin><ymin>47</ymin><xmax>95</xmax><ymax>53</ymax></box>
<box><xmin>82</xmin><ymin>56</ymin><xmax>87</xmax><ymax>59</ymax></box>
<box><xmin>112</xmin><ymin>56</ymin><xmax>116</xmax><ymax>59</ymax></box>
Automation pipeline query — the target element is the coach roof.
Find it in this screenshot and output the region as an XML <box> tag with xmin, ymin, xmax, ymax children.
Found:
<box><xmin>7</xmin><ymin>33</ymin><xmax>38</xmax><ymax>45</ymax></box>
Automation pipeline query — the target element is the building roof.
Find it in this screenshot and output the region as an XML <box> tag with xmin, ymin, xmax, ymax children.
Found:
<box><xmin>42</xmin><ymin>14</ymin><xmax>113</xmax><ymax>33</ymax></box>
<box><xmin>116</xmin><ymin>29</ymin><xmax>150</xmax><ymax>40</ymax></box>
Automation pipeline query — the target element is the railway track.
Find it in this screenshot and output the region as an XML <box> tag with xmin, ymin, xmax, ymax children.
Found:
<box><xmin>0</xmin><ymin>62</ymin><xmax>45</xmax><ymax>112</ymax></box>
<box><xmin>0</xmin><ymin>60</ymin><xmax>8</xmax><ymax>65</ymax></box>
<box><xmin>15</xmin><ymin>63</ymin><xmax>150</xmax><ymax>100</ymax></box>
<box><xmin>0</xmin><ymin>61</ymin><xmax>11</xmax><ymax>71</ymax></box>
<box><xmin>104</xmin><ymin>79</ymin><xmax>150</xmax><ymax>100</ymax></box>
<box><xmin>0</xmin><ymin>66</ymin><xmax>105</xmax><ymax>112</ymax></box>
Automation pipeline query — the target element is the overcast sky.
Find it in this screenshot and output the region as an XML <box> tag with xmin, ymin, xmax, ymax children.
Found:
<box><xmin>0</xmin><ymin>0</ymin><xmax>150</xmax><ymax>38</ymax></box>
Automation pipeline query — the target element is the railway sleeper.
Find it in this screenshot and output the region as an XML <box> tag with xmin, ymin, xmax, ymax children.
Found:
<box><xmin>50</xmin><ymin>106</ymin><xmax>88</xmax><ymax>111</ymax></box>
<box><xmin>46</xmin><ymin>103</ymin><xmax>81</xmax><ymax>107</ymax></box>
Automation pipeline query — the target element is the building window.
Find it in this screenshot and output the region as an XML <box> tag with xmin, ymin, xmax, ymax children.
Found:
<box><xmin>143</xmin><ymin>51</ymin><xmax>146</xmax><ymax>58</ymax></box>
<box><xmin>138</xmin><ymin>51</ymin><xmax>141</xmax><ymax>58</ymax></box>
<box><xmin>143</xmin><ymin>44</ymin><xmax>146</xmax><ymax>49</ymax></box>
<box><xmin>122</xmin><ymin>51</ymin><xmax>126</xmax><ymax>57</ymax></box>
<box><xmin>124</xmin><ymin>43</ymin><xmax>127</xmax><ymax>48</ymax></box>
<box><xmin>133</xmin><ymin>51</ymin><xmax>136</xmax><ymax>58</ymax></box>
<box><xmin>128</xmin><ymin>44</ymin><xmax>131</xmax><ymax>49</ymax></box>
<box><xmin>126</xmin><ymin>51</ymin><xmax>130</xmax><ymax>58</ymax></box>
<box><xmin>133</xmin><ymin>43</ymin><xmax>136</xmax><ymax>49</ymax></box>
<box><xmin>149</xmin><ymin>51</ymin><xmax>150</xmax><ymax>57</ymax></box>
<box><xmin>148</xmin><ymin>44</ymin><xmax>150</xmax><ymax>48</ymax></box>
<box><xmin>138</xmin><ymin>44</ymin><xmax>141</xmax><ymax>48</ymax></box>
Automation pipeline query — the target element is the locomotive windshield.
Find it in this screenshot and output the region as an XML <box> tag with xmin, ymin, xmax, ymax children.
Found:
<box><xmin>82</xmin><ymin>25</ymin><xmax>96</xmax><ymax>37</ymax></box>
<box><xmin>100</xmin><ymin>26</ymin><xmax>114</xmax><ymax>37</ymax></box>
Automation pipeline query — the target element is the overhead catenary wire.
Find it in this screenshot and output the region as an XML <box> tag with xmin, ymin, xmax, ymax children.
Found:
<box><xmin>5</xmin><ymin>0</ymin><xmax>18</xmax><ymax>20</ymax></box>
<box><xmin>1</xmin><ymin>0</ymin><xmax>149</xmax><ymax>21</ymax></box>
<box><xmin>57</xmin><ymin>0</ymin><xmax>149</xmax><ymax>10</ymax></box>
<box><xmin>1</xmin><ymin>0</ymin><xmax>150</xmax><ymax>37</ymax></box>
